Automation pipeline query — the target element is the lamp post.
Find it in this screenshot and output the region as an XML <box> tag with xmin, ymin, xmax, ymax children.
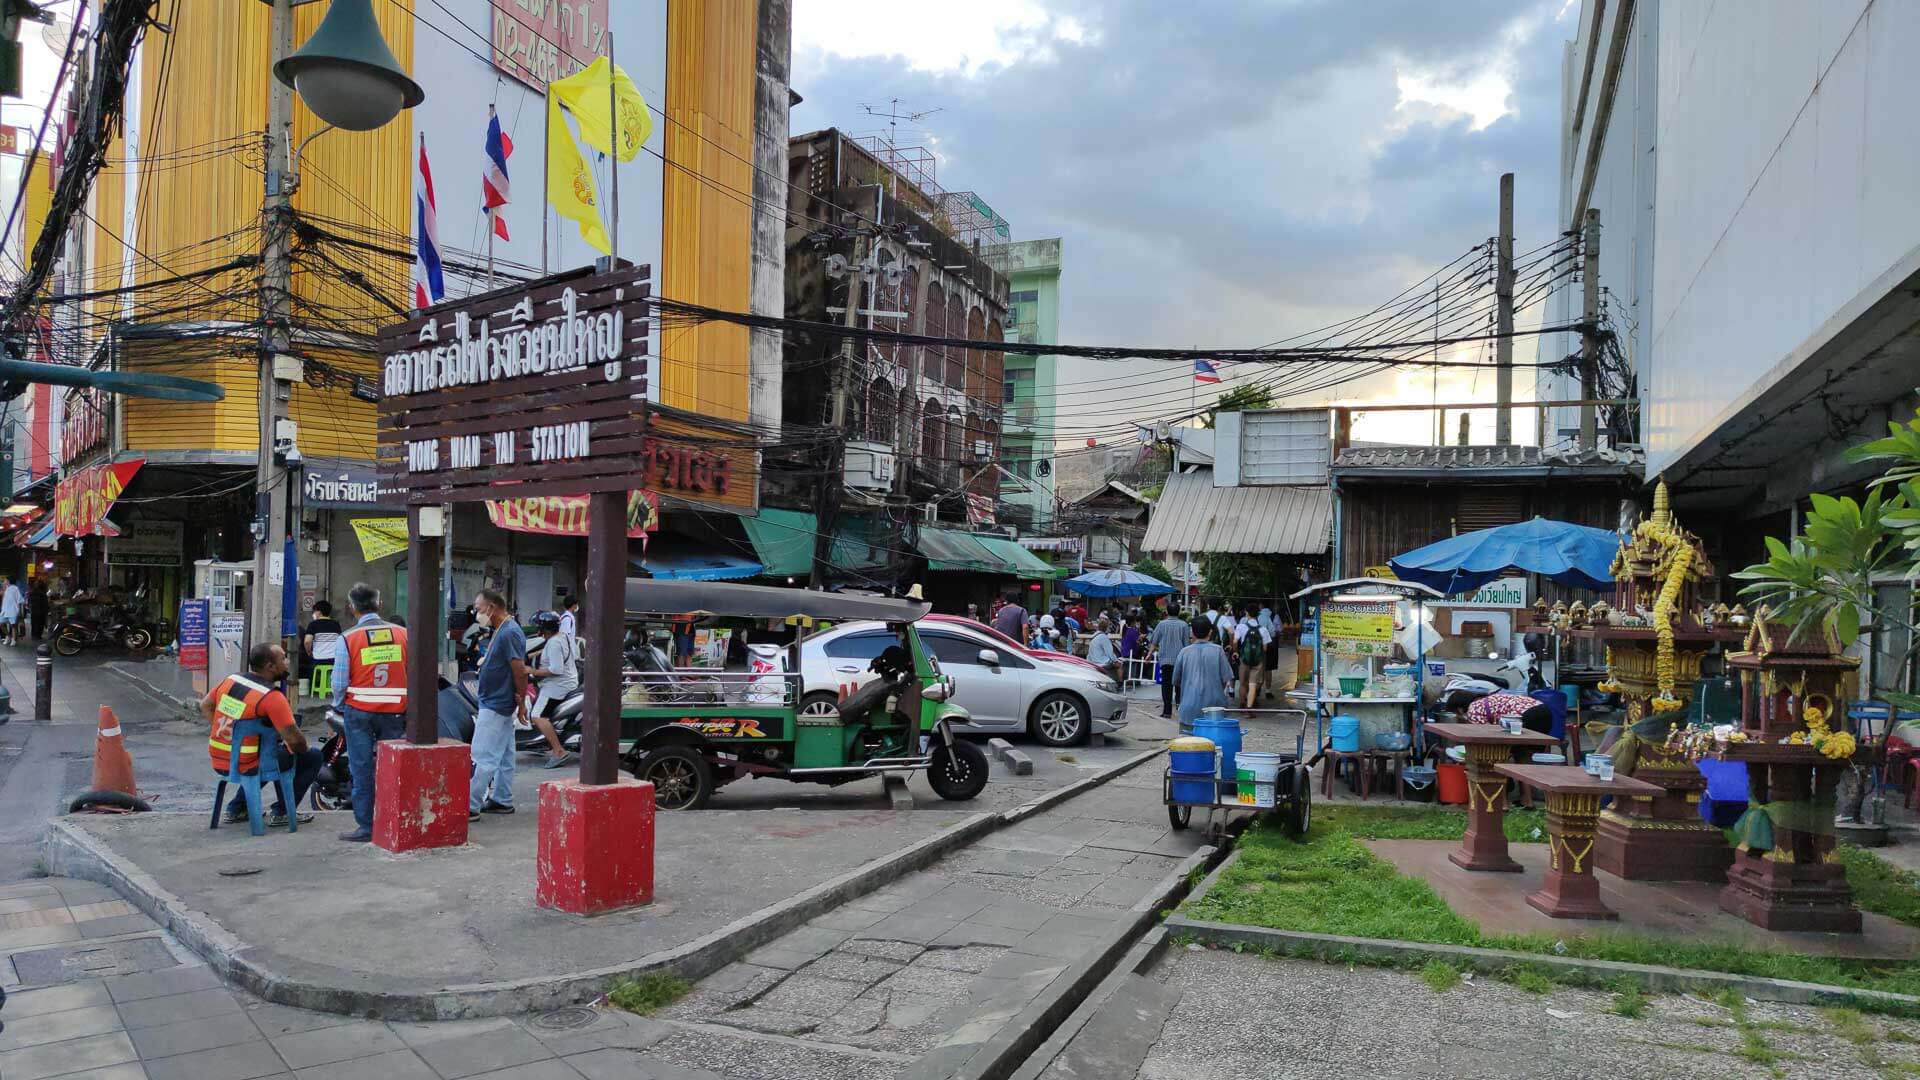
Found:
<box><xmin>250</xmin><ymin>0</ymin><xmax>422</xmax><ymax>657</ymax></box>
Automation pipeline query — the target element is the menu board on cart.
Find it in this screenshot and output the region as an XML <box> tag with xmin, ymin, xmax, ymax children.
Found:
<box><xmin>1321</xmin><ymin>601</ymin><xmax>1394</xmax><ymax>657</ymax></box>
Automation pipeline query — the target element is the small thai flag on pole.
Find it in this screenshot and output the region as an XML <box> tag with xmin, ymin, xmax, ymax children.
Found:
<box><xmin>482</xmin><ymin>106</ymin><xmax>512</xmax><ymax>242</ymax></box>
<box><xmin>1193</xmin><ymin>358</ymin><xmax>1222</xmax><ymax>384</ymax></box>
<box><xmin>413</xmin><ymin>136</ymin><xmax>445</xmax><ymax>311</ymax></box>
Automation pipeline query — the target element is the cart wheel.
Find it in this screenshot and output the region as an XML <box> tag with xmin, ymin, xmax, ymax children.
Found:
<box><xmin>1168</xmin><ymin>803</ymin><xmax>1191</xmax><ymax>830</ymax></box>
<box><xmin>1287</xmin><ymin>766</ymin><xmax>1312</xmax><ymax>838</ymax></box>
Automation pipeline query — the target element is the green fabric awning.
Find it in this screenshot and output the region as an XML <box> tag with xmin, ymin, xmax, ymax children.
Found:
<box><xmin>977</xmin><ymin>536</ymin><xmax>1065</xmax><ymax>580</ymax></box>
<box><xmin>916</xmin><ymin>527</ymin><xmax>1011</xmax><ymax>574</ymax></box>
<box><xmin>742</xmin><ymin>508</ymin><xmax>886</xmax><ymax>577</ymax></box>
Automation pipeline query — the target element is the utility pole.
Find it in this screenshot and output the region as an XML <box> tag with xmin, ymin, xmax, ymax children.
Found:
<box><xmin>811</xmin><ymin>232</ymin><xmax>866</xmax><ymax>589</ymax></box>
<box><xmin>887</xmin><ymin>262</ymin><xmax>924</xmax><ymax>596</ymax></box>
<box><xmin>1493</xmin><ymin>172</ymin><xmax>1515</xmax><ymax>446</ymax></box>
<box><xmin>1579</xmin><ymin>207</ymin><xmax>1602</xmax><ymax>448</ymax></box>
<box><xmin>252</xmin><ymin>0</ymin><xmax>295</xmax><ymax>650</ymax></box>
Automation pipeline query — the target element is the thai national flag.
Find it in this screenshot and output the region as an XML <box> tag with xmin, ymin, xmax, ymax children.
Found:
<box><xmin>413</xmin><ymin>138</ymin><xmax>445</xmax><ymax>311</ymax></box>
<box><xmin>482</xmin><ymin>108</ymin><xmax>512</xmax><ymax>242</ymax></box>
<box><xmin>1193</xmin><ymin>358</ymin><xmax>1222</xmax><ymax>384</ymax></box>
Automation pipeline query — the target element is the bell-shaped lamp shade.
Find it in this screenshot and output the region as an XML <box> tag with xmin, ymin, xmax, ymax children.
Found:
<box><xmin>272</xmin><ymin>0</ymin><xmax>424</xmax><ymax>131</ymax></box>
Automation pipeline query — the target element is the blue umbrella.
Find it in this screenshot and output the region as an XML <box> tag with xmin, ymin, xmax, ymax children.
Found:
<box><xmin>1388</xmin><ymin>516</ymin><xmax>1618</xmax><ymax>595</ymax></box>
<box><xmin>1063</xmin><ymin>568</ymin><xmax>1175</xmax><ymax>599</ymax></box>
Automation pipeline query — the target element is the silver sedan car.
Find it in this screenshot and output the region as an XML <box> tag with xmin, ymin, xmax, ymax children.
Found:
<box><xmin>796</xmin><ymin>620</ymin><xmax>1129</xmax><ymax>746</ymax></box>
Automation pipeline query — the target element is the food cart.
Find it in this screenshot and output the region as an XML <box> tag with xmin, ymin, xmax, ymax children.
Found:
<box><xmin>1289</xmin><ymin>578</ymin><xmax>1442</xmax><ymax>751</ymax></box>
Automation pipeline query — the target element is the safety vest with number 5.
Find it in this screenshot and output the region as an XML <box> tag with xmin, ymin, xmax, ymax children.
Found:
<box><xmin>343</xmin><ymin>623</ymin><xmax>409</xmax><ymax>713</ymax></box>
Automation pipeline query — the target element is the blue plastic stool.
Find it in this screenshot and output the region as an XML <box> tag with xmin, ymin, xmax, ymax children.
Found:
<box><xmin>209</xmin><ymin>720</ymin><xmax>296</xmax><ymax>836</ymax></box>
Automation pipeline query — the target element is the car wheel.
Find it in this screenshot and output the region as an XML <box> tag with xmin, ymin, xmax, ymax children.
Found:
<box><xmin>633</xmin><ymin>745</ymin><xmax>713</xmax><ymax>810</ymax></box>
<box><xmin>798</xmin><ymin>692</ymin><xmax>841</xmax><ymax>719</ymax></box>
<box><xmin>1029</xmin><ymin>691</ymin><xmax>1089</xmax><ymax>747</ymax></box>
<box><xmin>928</xmin><ymin>739</ymin><xmax>989</xmax><ymax>801</ymax></box>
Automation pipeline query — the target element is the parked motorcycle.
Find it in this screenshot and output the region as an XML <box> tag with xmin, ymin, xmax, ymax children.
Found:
<box><xmin>51</xmin><ymin>611</ymin><xmax>153</xmax><ymax>655</ymax></box>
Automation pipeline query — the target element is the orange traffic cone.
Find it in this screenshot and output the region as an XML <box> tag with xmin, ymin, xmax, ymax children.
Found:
<box><xmin>91</xmin><ymin>705</ymin><xmax>137</xmax><ymax>798</ymax></box>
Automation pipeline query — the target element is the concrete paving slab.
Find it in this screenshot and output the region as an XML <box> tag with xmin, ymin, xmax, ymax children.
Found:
<box><xmin>0</xmin><ymin>1001</ymin><xmax>125</xmax><ymax>1052</ymax></box>
<box><xmin>412</xmin><ymin>1023</ymin><xmax>557</xmax><ymax>1078</ymax></box>
<box><xmin>128</xmin><ymin>1012</ymin><xmax>270</xmax><ymax>1060</ymax></box>
<box><xmin>565</xmin><ymin>1046</ymin><xmax>726</xmax><ymax>1079</ymax></box>
<box><xmin>1</xmin><ymin>979</ymin><xmax>112</xmax><ymax>1018</ymax></box>
<box><xmin>13</xmin><ymin>938</ymin><xmax>179</xmax><ymax>988</ymax></box>
<box><xmin>0</xmin><ymin>1031</ymin><xmax>140</xmax><ymax>1080</ymax></box>
<box><xmin>102</xmin><ymin>964</ymin><xmax>222</xmax><ymax>1003</ymax></box>
<box><xmin>286</xmin><ymin>1047</ymin><xmax>436</xmax><ymax>1080</ymax></box>
<box><xmin>115</xmin><ymin>987</ymin><xmax>242</xmax><ymax>1030</ymax></box>
<box><xmin>268</xmin><ymin>1020</ymin><xmax>404</xmax><ymax>1069</ymax></box>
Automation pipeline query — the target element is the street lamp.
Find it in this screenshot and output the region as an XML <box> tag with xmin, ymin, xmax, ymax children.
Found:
<box><xmin>271</xmin><ymin>0</ymin><xmax>423</xmax><ymax>131</ymax></box>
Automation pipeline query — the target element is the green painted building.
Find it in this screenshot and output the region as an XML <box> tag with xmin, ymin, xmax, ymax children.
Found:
<box><xmin>987</xmin><ymin>238</ymin><xmax>1062</xmax><ymax>533</ymax></box>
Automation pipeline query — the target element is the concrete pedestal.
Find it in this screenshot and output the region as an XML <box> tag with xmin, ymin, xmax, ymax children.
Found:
<box><xmin>1720</xmin><ymin>851</ymin><xmax>1862</xmax><ymax>933</ymax></box>
<box><xmin>372</xmin><ymin>740</ymin><xmax>470</xmax><ymax>852</ymax></box>
<box><xmin>536</xmin><ymin>778</ymin><xmax>655</xmax><ymax>915</ymax></box>
<box><xmin>1450</xmin><ymin>743</ymin><xmax>1522</xmax><ymax>873</ymax></box>
<box><xmin>1529</xmin><ymin>791</ymin><xmax>1614</xmax><ymax>920</ymax></box>
<box><xmin>1592</xmin><ymin>756</ymin><xmax>1732</xmax><ymax>882</ymax></box>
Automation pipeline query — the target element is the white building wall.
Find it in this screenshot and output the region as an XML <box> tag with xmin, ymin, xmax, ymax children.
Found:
<box><xmin>1646</xmin><ymin>0</ymin><xmax>1908</xmax><ymax>478</ymax></box>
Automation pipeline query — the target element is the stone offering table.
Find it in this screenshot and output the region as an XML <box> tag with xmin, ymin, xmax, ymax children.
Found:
<box><xmin>1496</xmin><ymin>763</ymin><xmax>1663</xmax><ymax>919</ymax></box>
<box><xmin>1426</xmin><ymin>723</ymin><xmax>1560</xmax><ymax>873</ymax></box>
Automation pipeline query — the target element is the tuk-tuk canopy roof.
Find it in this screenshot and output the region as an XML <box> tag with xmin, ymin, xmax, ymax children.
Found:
<box><xmin>624</xmin><ymin>578</ymin><xmax>931</xmax><ymax>623</ymax></box>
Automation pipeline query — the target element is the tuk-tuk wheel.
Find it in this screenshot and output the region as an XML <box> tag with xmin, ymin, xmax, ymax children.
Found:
<box><xmin>634</xmin><ymin>745</ymin><xmax>714</xmax><ymax>810</ymax></box>
<box><xmin>928</xmin><ymin>740</ymin><xmax>989</xmax><ymax>801</ymax></box>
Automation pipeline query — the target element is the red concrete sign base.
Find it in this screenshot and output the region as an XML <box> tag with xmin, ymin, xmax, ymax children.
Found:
<box><xmin>536</xmin><ymin>778</ymin><xmax>655</xmax><ymax>915</ymax></box>
<box><xmin>372</xmin><ymin>740</ymin><xmax>471</xmax><ymax>852</ymax></box>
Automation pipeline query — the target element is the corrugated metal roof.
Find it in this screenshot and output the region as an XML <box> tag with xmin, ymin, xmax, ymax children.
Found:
<box><xmin>1333</xmin><ymin>444</ymin><xmax>1646</xmax><ymax>475</ymax></box>
<box><xmin>1139</xmin><ymin>471</ymin><xmax>1331</xmax><ymax>555</ymax></box>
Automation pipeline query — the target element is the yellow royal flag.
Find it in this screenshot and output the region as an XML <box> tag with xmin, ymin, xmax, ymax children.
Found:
<box><xmin>549</xmin><ymin>56</ymin><xmax>652</xmax><ymax>161</ymax></box>
<box><xmin>547</xmin><ymin>93</ymin><xmax>613</xmax><ymax>255</ymax></box>
<box><xmin>350</xmin><ymin>518</ymin><xmax>410</xmax><ymax>562</ymax></box>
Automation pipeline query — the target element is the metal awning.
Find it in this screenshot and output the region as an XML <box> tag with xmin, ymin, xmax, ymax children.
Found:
<box><xmin>916</xmin><ymin>528</ymin><xmax>1010</xmax><ymax>574</ymax></box>
<box><xmin>1139</xmin><ymin>471</ymin><xmax>1332</xmax><ymax>555</ymax></box>
<box><xmin>638</xmin><ymin>551</ymin><xmax>765</xmax><ymax>582</ymax></box>
<box><xmin>740</xmin><ymin>508</ymin><xmax>887</xmax><ymax>578</ymax></box>
<box><xmin>976</xmin><ymin>536</ymin><xmax>1063</xmax><ymax>580</ymax></box>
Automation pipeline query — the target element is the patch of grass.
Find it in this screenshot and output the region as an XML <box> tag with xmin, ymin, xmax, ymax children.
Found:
<box><xmin>606</xmin><ymin>972</ymin><xmax>689</xmax><ymax>1015</ymax></box>
<box><xmin>1188</xmin><ymin>809</ymin><xmax>1920</xmax><ymax>1001</ymax></box>
<box><xmin>1417</xmin><ymin>959</ymin><xmax>1462</xmax><ymax>993</ymax></box>
<box><xmin>1610</xmin><ymin>982</ymin><xmax>1650</xmax><ymax>1018</ymax></box>
<box><xmin>1838</xmin><ymin>846</ymin><xmax>1920</xmax><ymax>929</ymax></box>
<box><xmin>1824</xmin><ymin>1006</ymin><xmax>1879</xmax><ymax>1046</ymax></box>
<box><xmin>1294</xmin><ymin>803</ymin><xmax>1547</xmax><ymax>844</ymax></box>
<box><xmin>1503</xmin><ymin>963</ymin><xmax>1555</xmax><ymax>994</ymax></box>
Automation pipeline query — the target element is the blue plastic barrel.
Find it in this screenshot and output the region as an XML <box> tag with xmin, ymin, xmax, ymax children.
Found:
<box><xmin>1191</xmin><ymin>710</ymin><xmax>1243</xmax><ymax>781</ymax></box>
<box><xmin>1329</xmin><ymin>715</ymin><xmax>1361</xmax><ymax>753</ymax></box>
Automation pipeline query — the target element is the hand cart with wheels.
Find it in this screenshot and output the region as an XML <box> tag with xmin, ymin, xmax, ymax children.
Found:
<box><xmin>1165</xmin><ymin>709</ymin><xmax>1312</xmax><ymax>841</ymax></box>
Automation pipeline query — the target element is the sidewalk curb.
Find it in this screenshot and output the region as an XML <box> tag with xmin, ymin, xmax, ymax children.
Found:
<box><xmin>37</xmin><ymin>739</ymin><xmax>1169</xmax><ymax>1021</ymax></box>
<box><xmin>99</xmin><ymin>662</ymin><xmax>198</xmax><ymax>721</ymax></box>
<box><xmin>1005</xmin><ymin>927</ymin><xmax>1174</xmax><ymax>1080</ymax></box>
<box><xmin>1167</xmin><ymin>850</ymin><xmax>1920</xmax><ymax>1015</ymax></box>
<box><xmin>44</xmin><ymin>809</ymin><xmax>999</xmax><ymax>1020</ymax></box>
<box><xmin>908</xmin><ymin>842</ymin><xmax>1223</xmax><ymax>1080</ymax></box>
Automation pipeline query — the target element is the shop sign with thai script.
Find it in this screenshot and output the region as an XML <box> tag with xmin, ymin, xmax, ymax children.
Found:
<box><xmin>302</xmin><ymin>465</ymin><xmax>400</xmax><ymax>510</ymax></box>
<box><xmin>105</xmin><ymin>520</ymin><xmax>182</xmax><ymax>566</ymax></box>
<box><xmin>487</xmin><ymin>490</ymin><xmax>657</xmax><ymax>538</ymax></box>
<box><xmin>55</xmin><ymin>458</ymin><xmax>142</xmax><ymax>536</ymax></box>
<box><xmin>61</xmin><ymin>387</ymin><xmax>109</xmax><ymax>466</ymax></box>
<box><xmin>489</xmin><ymin>0</ymin><xmax>610</xmax><ymax>92</ymax></box>
<box><xmin>375</xmin><ymin>266</ymin><xmax>650</xmax><ymax>506</ymax></box>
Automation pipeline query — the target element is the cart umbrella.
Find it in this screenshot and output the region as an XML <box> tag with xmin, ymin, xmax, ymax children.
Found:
<box><xmin>1388</xmin><ymin>516</ymin><xmax>1618</xmax><ymax>595</ymax></box>
<box><xmin>1062</xmin><ymin>568</ymin><xmax>1176</xmax><ymax>600</ymax></box>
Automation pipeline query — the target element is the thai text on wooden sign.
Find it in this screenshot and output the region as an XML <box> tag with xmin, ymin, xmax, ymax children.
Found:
<box><xmin>376</xmin><ymin>265</ymin><xmax>650</xmax><ymax>506</ymax></box>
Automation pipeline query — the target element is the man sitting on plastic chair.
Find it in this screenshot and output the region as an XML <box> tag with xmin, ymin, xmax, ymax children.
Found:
<box><xmin>203</xmin><ymin>643</ymin><xmax>321</xmax><ymax>830</ymax></box>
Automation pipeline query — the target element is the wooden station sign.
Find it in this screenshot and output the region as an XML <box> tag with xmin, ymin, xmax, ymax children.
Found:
<box><xmin>375</xmin><ymin>265</ymin><xmax>650</xmax><ymax>505</ymax></box>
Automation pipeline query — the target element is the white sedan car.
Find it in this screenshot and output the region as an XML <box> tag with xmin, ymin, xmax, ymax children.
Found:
<box><xmin>796</xmin><ymin>620</ymin><xmax>1129</xmax><ymax>746</ymax></box>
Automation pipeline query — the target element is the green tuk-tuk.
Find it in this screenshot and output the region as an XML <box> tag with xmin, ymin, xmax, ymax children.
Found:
<box><xmin>616</xmin><ymin>579</ymin><xmax>990</xmax><ymax>809</ymax></box>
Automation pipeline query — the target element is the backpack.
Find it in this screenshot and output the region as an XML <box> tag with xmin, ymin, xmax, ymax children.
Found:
<box><xmin>1239</xmin><ymin>632</ymin><xmax>1264</xmax><ymax>668</ymax></box>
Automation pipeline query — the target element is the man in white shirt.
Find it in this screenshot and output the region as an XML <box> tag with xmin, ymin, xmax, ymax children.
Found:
<box><xmin>1085</xmin><ymin>618</ymin><xmax>1118</xmax><ymax>680</ymax></box>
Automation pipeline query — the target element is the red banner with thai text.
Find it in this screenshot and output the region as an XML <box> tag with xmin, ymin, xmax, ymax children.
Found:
<box><xmin>485</xmin><ymin>489</ymin><xmax>657</xmax><ymax>539</ymax></box>
<box><xmin>55</xmin><ymin>459</ymin><xmax>142</xmax><ymax>537</ymax></box>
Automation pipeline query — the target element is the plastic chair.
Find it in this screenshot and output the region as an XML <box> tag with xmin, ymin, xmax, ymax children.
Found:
<box><xmin>209</xmin><ymin>720</ymin><xmax>296</xmax><ymax>836</ymax></box>
<box><xmin>308</xmin><ymin>664</ymin><xmax>333</xmax><ymax>700</ymax></box>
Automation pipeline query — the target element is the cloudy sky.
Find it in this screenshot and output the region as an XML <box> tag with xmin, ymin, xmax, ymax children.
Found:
<box><xmin>789</xmin><ymin>0</ymin><xmax>1577</xmax><ymax>447</ymax></box>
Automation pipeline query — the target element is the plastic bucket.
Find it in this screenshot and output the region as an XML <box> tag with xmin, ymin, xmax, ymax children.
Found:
<box><xmin>1168</xmin><ymin>770</ymin><xmax>1217</xmax><ymax>805</ymax></box>
<box><xmin>1167</xmin><ymin>737</ymin><xmax>1216</xmax><ymax>779</ymax></box>
<box><xmin>1435</xmin><ymin>761</ymin><xmax>1469</xmax><ymax>804</ymax></box>
<box><xmin>1234</xmin><ymin>751</ymin><xmax>1283</xmax><ymax>807</ymax></box>
<box><xmin>1329</xmin><ymin>715</ymin><xmax>1361</xmax><ymax>753</ymax></box>
<box><xmin>1402</xmin><ymin>765</ymin><xmax>1437</xmax><ymax>803</ymax></box>
<box><xmin>1191</xmin><ymin>711</ymin><xmax>1243</xmax><ymax>780</ymax></box>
